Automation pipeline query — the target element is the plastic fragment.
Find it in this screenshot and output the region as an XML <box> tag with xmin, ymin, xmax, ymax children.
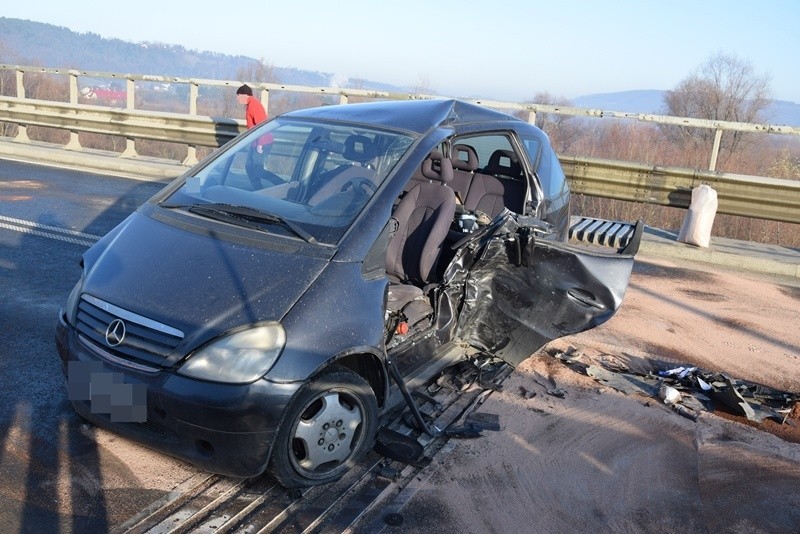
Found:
<box><xmin>659</xmin><ymin>384</ymin><xmax>681</xmax><ymax>405</ymax></box>
<box><xmin>697</xmin><ymin>377</ymin><xmax>712</xmax><ymax>391</ymax></box>
<box><xmin>658</xmin><ymin>366</ymin><xmax>697</xmax><ymax>379</ymax></box>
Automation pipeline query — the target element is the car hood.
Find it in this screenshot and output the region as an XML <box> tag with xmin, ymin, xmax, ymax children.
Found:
<box><xmin>81</xmin><ymin>210</ymin><xmax>331</xmax><ymax>351</ymax></box>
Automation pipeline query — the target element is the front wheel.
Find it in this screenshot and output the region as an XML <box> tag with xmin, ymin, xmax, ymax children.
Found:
<box><xmin>268</xmin><ymin>366</ymin><xmax>378</xmax><ymax>488</ymax></box>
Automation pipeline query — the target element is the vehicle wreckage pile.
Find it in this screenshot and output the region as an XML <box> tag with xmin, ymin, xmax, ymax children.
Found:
<box><xmin>549</xmin><ymin>345</ymin><xmax>800</xmax><ymax>443</ymax></box>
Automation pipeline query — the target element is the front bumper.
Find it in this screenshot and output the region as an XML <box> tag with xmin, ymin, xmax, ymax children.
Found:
<box><xmin>55</xmin><ymin>313</ymin><xmax>301</xmax><ymax>478</ymax></box>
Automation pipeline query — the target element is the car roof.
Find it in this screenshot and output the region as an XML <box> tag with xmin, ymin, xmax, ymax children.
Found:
<box><xmin>281</xmin><ymin>98</ymin><xmax>525</xmax><ymax>135</ymax></box>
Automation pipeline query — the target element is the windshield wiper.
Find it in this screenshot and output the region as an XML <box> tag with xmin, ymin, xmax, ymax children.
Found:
<box><xmin>183</xmin><ymin>203</ymin><xmax>317</xmax><ymax>244</ymax></box>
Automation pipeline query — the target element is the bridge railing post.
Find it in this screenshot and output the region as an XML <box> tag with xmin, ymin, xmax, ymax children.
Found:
<box><xmin>14</xmin><ymin>124</ymin><xmax>30</xmax><ymax>143</ymax></box>
<box><xmin>69</xmin><ymin>72</ymin><xmax>78</xmax><ymax>104</ymax></box>
<box><xmin>15</xmin><ymin>69</ymin><xmax>24</xmax><ymax>98</ymax></box>
<box><xmin>126</xmin><ymin>78</ymin><xmax>135</xmax><ymax>111</ymax></box>
<box><xmin>708</xmin><ymin>128</ymin><xmax>723</xmax><ymax>171</ymax></box>
<box><xmin>182</xmin><ymin>82</ymin><xmax>200</xmax><ymax>165</ymax></box>
<box><xmin>259</xmin><ymin>87</ymin><xmax>269</xmax><ymax>114</ymax></box>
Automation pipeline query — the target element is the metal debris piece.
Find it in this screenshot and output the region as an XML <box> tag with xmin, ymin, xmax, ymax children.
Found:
<box><xmin>532</xmin><ymin>371</ymin><xmax>568</xmax><ymax>398</ymax></box>
<box><xmin>377</xmin><ymin>464</ymin><xmax>400</xmax><ymax>481</ymax></box>
<box><xmin>553</xmin><ymin>346</ymin><xmax>583</xmax><ymax>364</ymax></box>
<box><xmin>444</xmin><ymin>424</ymin><xmax>483</xmax><ymax>439</ymax></box>
<box><xmin>466</xmin><ymin>412</ymin><xmax>501</xmax><ymax>431</ymax></box>
<box><xmin>672</xmin><ymin>403</ymin><xmax>699</xmax><ymax>421</ymax></box>
<box><xmin>599</xmin><ymin>354</ymin><xmax>628</xmax><ymax>373</ymax></box>
<box><xmin>431</xmin><ymin>356</ymin><xmax>506</xmax><ymax>393</ymax></box>
<box><xmin>712</xmin><ymin>378</ymin><xmax>758</xmax><ymax>421</ymax></box>
<box><xmin>584</xmin><ymin>365</ymin><xmax>659</xmax><ymax>397</ymax></box>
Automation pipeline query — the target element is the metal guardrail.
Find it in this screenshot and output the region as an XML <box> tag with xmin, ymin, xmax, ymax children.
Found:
<box><xmin>561</xmin><ymin>156</ymin><xmax>800</xmax><ymax>224</ymax></box>
<box><xmin>0</xmin><ymin>96</ymin><xmax>242</xmax><ymax>146</ymax></box>
<box><xmin>1</xmin><ymin>63</ymin><xmax>799</xmax><ymax>224</ymax></box>
<box><xmin>4</xmin><ymin>63</ymin><xmax>800</xmax><ymax>168</ymax></box>
<box><xmin>1</xmin><ymin>95</ymin><xmax>798</xmax><ymax>224</ymax></box>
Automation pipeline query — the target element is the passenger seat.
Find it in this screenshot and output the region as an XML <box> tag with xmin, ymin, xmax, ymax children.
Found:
<box><xmin>450</xmin><ymin>144</ymin><xmax>479</xmax><ymax>205</ymax></box>
<box><xmin>464</xmin><ymin>149</ymin><xmax>526</xmax><ymax>216</ymax></box>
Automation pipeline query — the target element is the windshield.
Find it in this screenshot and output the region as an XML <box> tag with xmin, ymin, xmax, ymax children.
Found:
<box><xmin>163</xmin><ymin>118</ymin><xmax>414</xmax><ymax>244</ymax></box>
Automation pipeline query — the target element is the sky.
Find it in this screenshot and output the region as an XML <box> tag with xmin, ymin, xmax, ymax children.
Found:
<box><xmin>2</xmin><ymin>0</ymin><xmax>798</xmax><ymax>103</ymax></box>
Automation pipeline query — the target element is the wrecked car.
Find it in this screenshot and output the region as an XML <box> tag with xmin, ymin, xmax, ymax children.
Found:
<box><xmin>55</xmin><ymin>99</ymin><xmax>641</xmax><ymax>488</ymax></box>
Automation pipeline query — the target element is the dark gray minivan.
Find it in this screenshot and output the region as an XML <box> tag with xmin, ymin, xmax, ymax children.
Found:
<box><xmin>56</xmin><ymin>99</ymin><xmax>640</xmax><ymax>488</ymax></box>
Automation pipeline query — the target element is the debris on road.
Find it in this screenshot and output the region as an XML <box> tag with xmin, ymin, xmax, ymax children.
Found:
<box><xmin>550</xmin><ymin>345</ymin><xmax>800</xmax><ymax>441</ymax></box>
<box><xmin>658</xmin><ymin>384</ymin><xmax>682</xmax><ymax>405</ymax></box>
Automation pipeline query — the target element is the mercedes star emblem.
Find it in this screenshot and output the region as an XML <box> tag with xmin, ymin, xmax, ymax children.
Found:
<box><xmin>105</xmin><ymin>319</ymin><xmax>127</xmax><ymax>347</ymax></box>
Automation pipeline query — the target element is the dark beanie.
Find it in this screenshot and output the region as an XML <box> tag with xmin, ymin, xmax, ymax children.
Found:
<box><xmin>236</xmin><ymin>84</ymin><xmax>253</xmax><ymax>96</ymax></box>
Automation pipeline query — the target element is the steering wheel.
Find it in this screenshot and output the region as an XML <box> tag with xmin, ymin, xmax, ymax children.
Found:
<box><xmin>341</xmin><ymin>177</ymin><xmax>378</xmax><ymax>195</ymax></box>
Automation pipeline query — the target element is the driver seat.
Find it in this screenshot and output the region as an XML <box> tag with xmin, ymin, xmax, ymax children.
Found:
<box><xmin>386</xmin><ymin>151</ymin><xmax>456</xmax><ymax>326</ymax></box>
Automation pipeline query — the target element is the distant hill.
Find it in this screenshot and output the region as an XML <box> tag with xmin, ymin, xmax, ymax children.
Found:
<box><xmin>572</xmin><ymin>89</ymin><xmax>800</xmax><ymax>126</ymax></box>
<box><xmin>571</xmin><ymin>90</ymin><xmax>665</xmax><ymax>114</ymax></box>
<box><xmin>0</xmin><ymin>17</ymin><xmax>407</xmax><ymax>92</ymax></box>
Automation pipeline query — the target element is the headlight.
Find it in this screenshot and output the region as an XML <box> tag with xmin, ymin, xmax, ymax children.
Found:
<box><xmin>178</xmin><ymin>323</ymin><xmax>286</xmax><ymax>384</ymax></box>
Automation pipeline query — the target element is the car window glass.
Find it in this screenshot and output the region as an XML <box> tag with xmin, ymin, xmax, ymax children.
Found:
<box><xmin>166</xmin><ymin>119</ymin><xmax>414</xmax><ymax>244</ymax></box>
<box><xmin>521</xmin><ymin>134</ymin><xmax>566</xmax><ymax>199</ymax></box>
<box><xmin>456</xmin><ymin>134</ymin><xmax>515</xmax><ymax>169</ymax></box>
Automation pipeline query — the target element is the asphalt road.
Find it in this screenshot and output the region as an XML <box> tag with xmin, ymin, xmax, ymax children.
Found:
<box><xmin>1</xmin><ymin>159</ymin><xmax>798</xmax><ymax>532</ymax></box>
<box><xmin>0</xmin><ymin>160</ymin><xmax>171</xmax><ymax>532</ymax></box>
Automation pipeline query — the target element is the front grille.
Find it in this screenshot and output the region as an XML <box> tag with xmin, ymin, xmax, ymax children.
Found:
<box><xmin>76</xmin><ymin>294</ymin><xmax>184</xmax><ymax>367</ymax></box>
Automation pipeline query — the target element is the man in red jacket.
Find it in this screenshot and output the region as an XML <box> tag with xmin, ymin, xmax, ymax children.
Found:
<box><xmin>236</xmin><ymin>84</ymin><xmax>273</xmax><ymax>187</ymax></box>
<box><xmin>236</xmin><ymin>84</ymin><xmax>272</xmax><ymax>152</ymax></box>
<box><xmin>237</xmin><ymin>84</ymin><xmax>267</xmax><ymax>127</ymax></box>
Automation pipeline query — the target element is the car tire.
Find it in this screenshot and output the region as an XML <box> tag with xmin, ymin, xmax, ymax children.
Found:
<box><xmin>268</xmin><ymin>366</ymin><xmax>378</xmax><ymax>488</ymax></box>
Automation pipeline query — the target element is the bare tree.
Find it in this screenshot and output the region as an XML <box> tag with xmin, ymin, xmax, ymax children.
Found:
<box><xmin>236</xmin><ymin>58</ymin><xmax>278</xmax><ymax>85</ymax></box>
<box><xmin>0</xmin><ymin>39</ymin><xmax>16</xmax><ymax>97</ymax></box>
<box><xmin>411</xmin><ymin>73</ymin><xmax>434</xmax><ymax>96</ymax></box>
<box><xmin>662</xmin><ymin>52</ymin><xmax>772</xmax><ymax>159</ymax></box>
<box><xmin>521</xmin><ymin>92</ymin><xmax>582</xmax><ymax>154</ymax></box>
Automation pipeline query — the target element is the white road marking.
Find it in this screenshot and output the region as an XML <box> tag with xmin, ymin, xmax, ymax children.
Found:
<box><xmin>0</xmin><ymin>214</ymin><xmax>101</xmax><ymax>247</ymax></box>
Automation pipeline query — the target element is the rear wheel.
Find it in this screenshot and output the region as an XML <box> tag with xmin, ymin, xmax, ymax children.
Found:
<box><xmin>269</xmin><ymin>366</ymin><xmax>378</xmax><ymax>488</ymax></box>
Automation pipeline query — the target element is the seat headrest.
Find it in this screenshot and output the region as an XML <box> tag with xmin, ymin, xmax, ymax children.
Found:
<box><xmin>486</xmin><ymin>149</ymin><xmax>521</xmax><ymax>177</ymax></box>
<box><xmin>343</xmin><ymin>134</ymin><xmax>377</xmax><ymax>163</ymax></box>
<box><xmin>451</xmin><ymin>144</ymin><xmax>478</xmax><ymax>172</ymax></box>
<box><xmin>421</xmin><ymin>150</ymin><xmax>453</xmax><ymax>184</ymax></box>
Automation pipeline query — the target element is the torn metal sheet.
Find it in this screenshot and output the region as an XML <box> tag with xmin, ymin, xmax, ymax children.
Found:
<box><xmin>584</xmin><ymin>364</ymin><xmax>660</xmax><ymax>397</ymax></box>
<box><xmin>712</xmin><ymin>377</ymin><xmax>758</xmax><ymax>421</ymax></box>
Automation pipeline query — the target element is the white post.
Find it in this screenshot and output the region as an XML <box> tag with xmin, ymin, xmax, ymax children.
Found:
<box><xmin>708</xmin><ymin>129</ymin><xmax>722</xmax><ymax>171</ymax></box>
<box><xmin>15</xmin><ymin>70</ymin><xmax>24</xmax><ymax>98</ymax></box>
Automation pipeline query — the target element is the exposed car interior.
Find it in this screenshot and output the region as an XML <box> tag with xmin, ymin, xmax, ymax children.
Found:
<box><xmin>385</xmin><ymin>138</ymin><xmax>531</xmax><ymax>346</ymax></box>
<box><xmin>173</xmin><ymin>120</ymin><xmax>414</xmax><ymax>244</ymax></box>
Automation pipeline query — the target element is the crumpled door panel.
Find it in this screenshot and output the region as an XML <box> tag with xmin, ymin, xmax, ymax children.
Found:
<box><xmin>454</xmin><ymin>214</ymin><xmax>640</xmax><ymax>366</ymax></box>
